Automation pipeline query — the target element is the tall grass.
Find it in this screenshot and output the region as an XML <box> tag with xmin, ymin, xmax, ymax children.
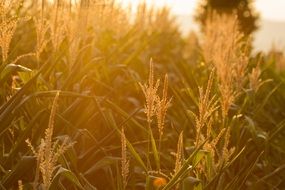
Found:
<box><xmin>0</xmin><ymin>0</ymin><xmax>285</xmax><ymax>189</ymax></box>
<box><xmin>26</xmin><ymin>91</ymin><xmax>74</xmax><ymax>189</ymax></box>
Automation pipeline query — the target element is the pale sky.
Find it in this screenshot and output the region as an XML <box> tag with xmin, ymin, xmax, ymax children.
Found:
<box><xmin>119</xmin><ymin>0</ymin><xmax>285</xmax><ymax>21</ymax></box>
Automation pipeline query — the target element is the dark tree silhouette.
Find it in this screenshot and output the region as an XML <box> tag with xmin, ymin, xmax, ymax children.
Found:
<box><xmin>195</xmin><ymin>0</ymin><xmax>259</xmax><ymax>35</ymax></box>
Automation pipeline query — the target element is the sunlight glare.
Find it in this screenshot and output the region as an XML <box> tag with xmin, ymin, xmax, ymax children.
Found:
<box><xmin>118</xmin><ymin>0</ymin><xmax>198</xmax><ymax>15</ymax></box>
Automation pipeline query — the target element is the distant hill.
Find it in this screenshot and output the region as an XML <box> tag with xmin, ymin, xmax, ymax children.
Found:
<box><xmin>175</xmin><ymin>14</ymin><xmax>285</xmax><ymax>53</ymax></box>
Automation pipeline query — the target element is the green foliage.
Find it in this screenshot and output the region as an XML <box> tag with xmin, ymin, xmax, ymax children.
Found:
<box><xmin>0</xmin><ymin>0</ymin><xmax>284</xmax><ymax>189</ymax></box>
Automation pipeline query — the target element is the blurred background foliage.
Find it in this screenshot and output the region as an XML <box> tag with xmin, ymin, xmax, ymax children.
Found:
<box><xmin>0</xmin><ymin>0</ymin><xmax>285</xmax><ymax>189</ymax></box>
<box><xmin>195</xmin><ymin>0</ymin><xmax>259</xmax><ymax>35</ymax></box>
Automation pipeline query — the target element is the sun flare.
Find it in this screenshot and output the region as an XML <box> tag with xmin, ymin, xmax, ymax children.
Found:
<box><xmin>1</xmin><ymin>0</ymin><xmax>285</xmax><ymax>189</ymax></box>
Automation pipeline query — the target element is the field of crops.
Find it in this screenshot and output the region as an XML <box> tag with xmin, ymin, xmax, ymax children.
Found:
<box><xmin>1</xmin><ymin>0</ymin><xmax>285</xmax><ymax>189</ymax></box>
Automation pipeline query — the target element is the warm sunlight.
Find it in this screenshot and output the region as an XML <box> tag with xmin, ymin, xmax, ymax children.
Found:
<box><xmin>119</xmin><ymin>0</ymin><xmax>285</xmax><ymax>21</ymax></box>
<box><xmin>119</xmin><ymin>0</ymin><xmax>198</xmax><ymax>15</ymax></box>
<box><xmin>255</xmin><ymin>0</ymin><xmax>285</xmax><ymax>21</ymax></box>
<box><xmin>47</xmin><ymin>0</ymin><xmax>285</xmax><ymax>20</ymax></box>
<box><xmin>2</xmin><ymin>0</ymin><xmax>285</xmax><ymax>189</ymax></box>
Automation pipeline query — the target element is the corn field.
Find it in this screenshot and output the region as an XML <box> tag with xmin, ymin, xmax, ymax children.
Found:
<box><xmin>0</xmin><ymin>0</ymin><xmax>285</xmax><ymax>189</ymax></box>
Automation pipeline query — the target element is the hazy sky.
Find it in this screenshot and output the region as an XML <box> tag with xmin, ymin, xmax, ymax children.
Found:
<box><xmin>119</xmin><ymin>0</ymin><xmax>285</xmax><ymax>21</ymax></box>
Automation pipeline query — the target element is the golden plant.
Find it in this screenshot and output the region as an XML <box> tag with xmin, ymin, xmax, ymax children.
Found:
<box><xmin>134</xmin><ymin>3</ymin><xmax>176</xmax><ymax>36</ymax></box>
<box><xmin>172</xmin><ymin>131</ymin><xmax>184</xmax><ymax>189</ymax></box>
<box><xmin>0</xmin><ymin>0</ymin><xmax>21</xmax><ymax>63</ymax></box>
<box><xmin>174</xmin><ymin>131</ymin><xmax>184</xmax><ymax>174</ymax></box>
<box><xmin>64</xmin><ymin>1</ymin><xmax>92</xmax><ymax>69</ymax></box>
<box><xmin>197</xmin><ymin>117</ymin><xmax>236</xmax><ymax>178</ymax></box>
<box><xmin>197</xmin><ymin>124</ymin><xmax>235</xmax><ymax>179</ymax></box>
<box><xmin>249</xmin><ymin>61</ymin><xmax>262</xmax><ymax>93</ymax></box>
<box><xmin>156</xmin><ymin>74</ymin><xmax>172</xmax><ymax>140</ymax></box>
<box><xmin>140</xmin><ymin>59</ymin><xmax>172</xmax><ymax>173</ymax></box>
<box><xmin>34</xmin><ymin>16</ymin><xmax>49</xmax><ymax>61</ymax></box>
<box><xmin>139</xmin><ymin>59</ymin><xmax>160</xmax><ymax>172</ymax></box>
<box><xmin>140</xmin><ymin>59</ymin><xmax>171</xmax><ymax>136</ymax></box>
<box><xmin>121</xmin><ymin>128</ymin><xmax>129</xmax><ymax>189</ymax></box>
<box><xmin>134</xmin><ymin>2</ymin><xmax>150</xmax><ymax>31</ymax></box>
<box><xmin>202</xmin><ymin>13</ymin><xmax>250</xmax><ymax>120</ymax></box>
<box><xmin>26</xmin><ymin>91</ymin><xmax>73</xmax><ymax>190</ymax></box>
<box><xmin>221</xmin><ymin>128</ymin><xmax>233</xmax><ymax>164</ymax></box>
<box><xmin>189</xmin><ymin>70</ymin><xmax>236</xmax><ymax>178</ymax></box>
<box><xmin>49</xmin><ymin>1</ymin><xmax>68</xmax><ymax>51</ymax></box>
<box><xmin>210</xmin><ymin>128</ymin><xmax>226</xmax><ymax>150</ymax></box>
<box><xmin>139</xmin><ymin>59</ymin><xmax>160</xmax><ymax>125</ymax></box>
<box><xmin>32</xmin><ymin>0</ymin><xmax>49</xmax><ymax>61</ymax></box>
<box><xmin>191</xmin><ymin>70</ymin><xmax>218</xmax><ymax>146</ymax></box>
<box><xmin>210</xmin><ymin>128</ymin><xmax>235</xmax><ymax>174</ymax></box>
<box><xmin>90</xmin><ymin>0</ymin><xmax>130</xmax><ymax>35</ymax></box>
<box><xmin>232</xmin><ymin>48</ymin><xmax>250</xmax><ymax>91</ymax></box>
